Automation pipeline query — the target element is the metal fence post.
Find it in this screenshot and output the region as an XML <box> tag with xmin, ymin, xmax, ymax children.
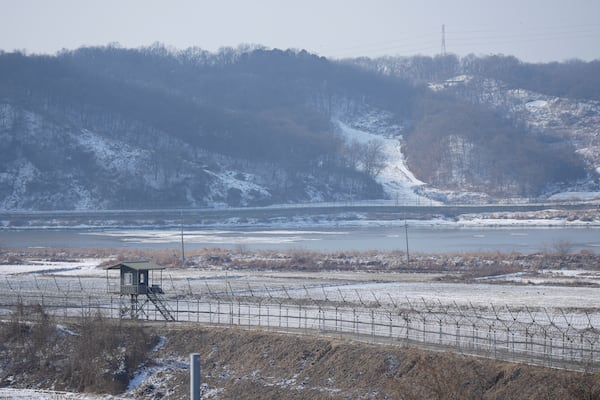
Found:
<box><xmin>190</xmin><ymin>353</ymin><xmax>201</xmax><ymax>400</ymax></box>
<box><xmin>371</xmin><ymin>310</ymin><xmax>375</xmax><ymax>342</ymax></box>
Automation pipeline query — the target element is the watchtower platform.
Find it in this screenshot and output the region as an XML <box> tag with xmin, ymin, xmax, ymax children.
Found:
<box><xmin>105</xmin><ymin>261</ymin><xmax>175</xmax><ymax>321</ymax></box>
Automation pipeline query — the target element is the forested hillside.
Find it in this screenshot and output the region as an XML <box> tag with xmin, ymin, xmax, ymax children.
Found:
<box><xmin>354</xmin><ymin>54</ymin><xmax>599</xmax><ymax>198</ymax></box>
<box><xmin>0</xmin><ymin>45</ymin><xmax>596</xmax><ymax>210</ymax></box>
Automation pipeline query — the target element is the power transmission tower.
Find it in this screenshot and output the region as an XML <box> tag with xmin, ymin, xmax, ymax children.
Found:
<box><xmin>441</xmin><ymin>24</ymin><xmax>447</xmax><ymax>56</ymax></box>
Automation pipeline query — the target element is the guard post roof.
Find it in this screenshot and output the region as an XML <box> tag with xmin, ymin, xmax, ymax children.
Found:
<box><xmin>105</xmin><ymin>261</ymin><xmax>165</xmax><ymax>271</ymax></box>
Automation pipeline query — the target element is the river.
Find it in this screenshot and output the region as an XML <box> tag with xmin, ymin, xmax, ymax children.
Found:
<box><xmin>1</xmin><ymin>226</ymin><xmax>599</xmax><ymax>254</ymax></box>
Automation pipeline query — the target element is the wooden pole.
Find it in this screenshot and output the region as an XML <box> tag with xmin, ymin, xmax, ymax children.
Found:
<box><xmin>404</xmin><ymin>219</ymin><xmax>410</xmax><ymax>263</ymax></box>
<box><xmin>181</xmin><ymin>210</ymin><xmax>185</xmax><ymax>266</ymax></box>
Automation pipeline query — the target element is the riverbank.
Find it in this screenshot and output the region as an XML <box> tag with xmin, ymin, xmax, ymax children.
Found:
<box><xmin>1</xmin><ymin>203</ymin><xmax>599</xmax><ymax>230</ymax></box>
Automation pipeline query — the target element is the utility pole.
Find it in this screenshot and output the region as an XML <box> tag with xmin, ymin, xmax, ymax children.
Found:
<box><xmin>404</xmin><ymin>218</ymin><xmax>410</xmax><ymax>264</ymax></box>
<box><xmin>180</xmin><ymin>210</ymin><xmax>185</xmax><ymax>266</ymax></box>
<box><xmin>441</xmin><ymin>24</ymin><xmax>447</xmax><ymax>56</ymax></box>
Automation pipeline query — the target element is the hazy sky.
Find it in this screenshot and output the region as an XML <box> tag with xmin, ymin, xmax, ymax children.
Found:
<box><xmin>1</xmin><ymin>0</ymin><xmax>599</xmax><ymax>62</ymax></box>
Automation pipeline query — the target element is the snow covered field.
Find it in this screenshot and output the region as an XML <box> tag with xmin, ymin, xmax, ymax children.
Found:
<box><xmin>2</xmin><ymin>257</ymin><xmax>599</xmax><ymax>313</ymax></box>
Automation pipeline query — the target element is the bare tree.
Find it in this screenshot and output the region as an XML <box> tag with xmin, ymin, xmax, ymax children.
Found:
<box><xmin>361</xmin><ymin>139</ymin><xmax>387</xmax><ymax>177</ymax></box>
<box><xmin>342</xmin><ymin>140</ymin><xmax>362</xmax><ymax>170</ymax></box>
<box><xmin>552</xmin><ymin>239</ymin><xmax>573</xmax><ymax>257</ymax></box>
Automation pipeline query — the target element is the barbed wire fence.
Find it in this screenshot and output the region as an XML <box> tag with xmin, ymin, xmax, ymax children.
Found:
<box><xmin>0</xmin><ymin>276</ymin><xmax>599</xmax><ymax>372</ymax></box>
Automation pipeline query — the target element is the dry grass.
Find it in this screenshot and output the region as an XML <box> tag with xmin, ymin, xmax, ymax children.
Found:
<box><xmin>3</xmin><ymin>247</ymin><xmax>600</xmax><ymax>278</ymax></box>
<box><xmin>0</xmin><ymin>305</ymin><xmax>157</xmax><ymax>394</ymax></box>
<box><xmin>145</xmin><ymin>326</ymin><xmax>600</xmax><ymax>399</ymax></box>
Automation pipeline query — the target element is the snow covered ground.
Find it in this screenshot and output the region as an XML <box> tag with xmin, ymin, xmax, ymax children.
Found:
<box><xmin>0</xmin><ymin>388</ymin><xmax>126</xmax><ymax>399</ymax></box>
<box><xmin>0</xmin><ymin>258</ymin><xmax>106</xmax><ymax>276</ymax></box>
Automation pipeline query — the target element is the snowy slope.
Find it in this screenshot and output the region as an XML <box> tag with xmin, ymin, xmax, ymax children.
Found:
<box><xmin>334</xmin><ymin>117</ymin><xmax>440</xmax><ymax>205</ymax></box>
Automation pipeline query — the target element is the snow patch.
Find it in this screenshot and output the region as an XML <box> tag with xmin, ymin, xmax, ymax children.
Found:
<box><xmin>0</xmin><ymin>258</ymin><xmax>107</xmax><ymax>276</ymax></box>
<box><xmin>0</xmin><ymin>160</ymin><xmax>39</xmax><ymax>209</ymax></box>
<box><xmin>525</xmin><ymin>100</ymin><xmax>548</xmax><ymax>110</ymax></box>
<box><xmin>204</xmin><ymin>168</ymin><xmax>271</xmax><ymax>206</ymax></box>
<box><xmin>75</xmin><ymin>129</ymin><xmax>148</xmax><ymax>175</ymax></box>
<box><xmin>428</xmin><ymin>74</ymin><xmax>473</xmax><ymax>91</ymax></box>
<box><xmin>548</xmin><ymin>191</ymin><xmax>600</xmax><ymax>201</ymax></box>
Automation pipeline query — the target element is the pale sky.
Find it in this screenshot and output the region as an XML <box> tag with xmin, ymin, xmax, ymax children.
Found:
<box><xmin>1</xmin><ymin>0</ymin><xmax>599</xmax><ymax>62</ymax></box>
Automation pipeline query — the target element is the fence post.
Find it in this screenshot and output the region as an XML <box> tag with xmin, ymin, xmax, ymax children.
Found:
<box><xmin>544</xmin><ymin>331</ymin><xmax>548</xmax><ymax>366</ymax></box>
<box><xmin>389</xmin><ymin>311</ymin><xmax>393</xmax><ymax>340</ymax></box>
<box><xmin>511</xmin><ymin>331</ymin><xmax>515</xmax><ymax>361</ymax></box>
<box><xmin>318</xmin><ymin>306</ymin><xmax>322</xmax><ymax>332</ymax></box>
<box><xmin>549</xmin><ymin>337</ymin><xmax>553</xmax><ymax>368</ymax></box>
<box><xmin>493</xmin><ymin>328</ymin><xmax>497</xmax><ymax>359</ymax></box>
<box><xmin>266</xmin><ymin>302</ymin><xmax>270</xmax><ymax>328</ymax></box>
<box><xmin>371</xmin><ymin>310</ymin><xmax>375</xmax><ymax>343</ymax></box>
<box><xmin>581</xmin><ymin>334</ymin><xmax>584</xmax><ymax>363</ymax></box>
<box><xmin>304</xmin><ymin>308</ymin><xmax>307</xmax><ymax>332</ymax></box>
<box><xmin>286</xmin><ymin>305</ymin><xmax>289</xmax><ymax>330</ymax></box>
<box><xmin>187</xmin><ymin>299</ymin><xmax>191</xmax><ymax>322</ymax></box>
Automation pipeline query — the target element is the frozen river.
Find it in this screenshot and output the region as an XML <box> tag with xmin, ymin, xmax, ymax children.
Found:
<box><xmin>1</xmin><ymin>225</ymin><xmax>599</xmax><ymax>253</ymax></box>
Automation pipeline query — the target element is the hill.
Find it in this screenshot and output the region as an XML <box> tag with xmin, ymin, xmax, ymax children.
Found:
<box><xmin>0</xmin><ymin>46</ymin><xmax>597</xmax><ymax>210</ymax></box>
